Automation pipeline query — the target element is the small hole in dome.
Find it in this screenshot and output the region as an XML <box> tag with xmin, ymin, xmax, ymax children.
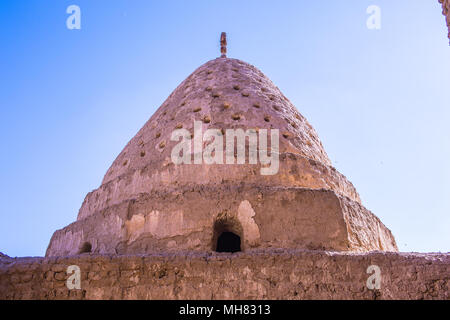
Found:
<box><xmin>79</xmin><ymin>242</ymin><xmax>92</xmax><ymax>254</ymax></box>
<box><xmin>253</xmin><ymin>103</ymin><xmax>261</xmax><ymax>109</ymax></box>
<box><xmin>241</xmin><ymin>92</ymin><xmax>250</xmax><ymax>97</ymax></box>
<box><xmin>193</xmin><ymin>107</ymin><xmax>202</xmax><ymax>113</ymax></box>
<box><xmin>159</xmin><ymin>141</ymin><xmax>166</xmax><ymax>148</ymax></box>
<box><xmin>273</xmin><ymin>105</ymin><xmax>281</xmax><ymax>111</ymax></box>
<box><xmin>232</xmin><ymin>114</ymin><xmax>241</xmax><ymax>121</ymax></box>
<box><xmin>264</xmin><ymin>116</ymin><xmax>271</xmax><ymax>122</ymax></box>
<box><xmin>212</xmin><ymin>92</ymin><xmax>220</xmax><ymax>98</ymax></box>
<box><xmin>156</xmin><ymin>133</ymin><xmax>161</xmax><ymax>138</ymax></box>
<box><xmin>233</xmin><ymin>85</ymin><xmax>240</xmax><ymax>90</ymax></box>
<box><xmin>175</xmin><ymin>123</ymin><xmax>183</xmax><ymax>129</ymax></box>
<box><xmin>282</xmin><ymin>132</ymin><xmax>291</xmax><ymax>139</ymax></box>
<box><xmin>223</xmin><ymin>102</ymin><xmax>231</xmax><ymax>110</ymax></box>
<box><xmin>140</xmin><ymin>151</ymin><xmax>146</xmax><ymax>157</ymax></box>
<box><xmin>206</xmin><ymin>86</ymin><xmax>213</xmax><ymax>92</ymax></box>
<box><xmin>203</xmin><ymin>116</ymin><xmax>211</xmax><ymax>124</ymax></box>
<box><xmin>122</xmin><ymin>160</ymin><xmax>128</xmax><ymax>166</ymax></box>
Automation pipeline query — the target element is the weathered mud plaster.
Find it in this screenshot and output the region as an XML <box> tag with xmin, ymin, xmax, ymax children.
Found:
<box><xmin>47</xmin><ymin>186</ymin><xmax>397</xmax><ymax>256</ymax></box>
<box><xmin>237</xmin><ymin>200</ymin><xmax>261</xmax><ymax>248</ymax></box>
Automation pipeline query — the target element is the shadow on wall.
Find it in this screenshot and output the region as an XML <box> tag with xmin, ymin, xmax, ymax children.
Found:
<box><xmin>78</xmin><ymin>242</ymin><xmax>92</xmax><ymax>254</ymax></box>
<box><xmin>216</xmin><ymin>232</ymin><xmax>241</xmax><ymax>253</ymax></box>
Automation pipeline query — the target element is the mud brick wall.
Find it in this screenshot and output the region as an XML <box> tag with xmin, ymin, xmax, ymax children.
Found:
<box><xmin>0</xmin><ymin>250</ymin><xmax>448</xmax><ymax>300</ymax></box>
<box><xmin>440</xmin><ymin>0</ymin><xmax>450</xmax><ymax>42</ymax></box>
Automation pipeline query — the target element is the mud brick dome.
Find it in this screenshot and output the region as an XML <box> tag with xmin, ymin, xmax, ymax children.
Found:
<box><xmin>46</xmin><ymin>34</ymin><xmax>397</xmax><ymax>257</ymax></box>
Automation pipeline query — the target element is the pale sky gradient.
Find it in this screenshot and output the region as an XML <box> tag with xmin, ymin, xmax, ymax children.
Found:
<box><xmin>0</xmin><ymin>0</ymin><xmax>449</xmax><ymax>257</ymax></box>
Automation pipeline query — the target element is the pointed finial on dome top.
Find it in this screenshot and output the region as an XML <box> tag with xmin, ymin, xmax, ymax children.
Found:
<box><xmin>220</xmin><ymin>32</ymin><xmax>227</xmax><ymax>58</ymax></box>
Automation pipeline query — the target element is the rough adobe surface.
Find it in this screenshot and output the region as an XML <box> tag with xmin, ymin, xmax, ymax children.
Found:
<box><xmin>79</xmin><ymin>57</ymin><xmax>360</xmax><ymax>223</ymax></box>
<box><xmin>46</xmin><ymin>57</ymin><xmax>397</xmax><ymax>256</ymax></box>
<box><xmin>440</xmin><ymin>0</ymin><xmax>450</xmax><ymax>42</ymax></box>
<box><xmin>1</xmin><ymin>251</ymin><xmax>448</xmax><ymax>300</ymax></box>
<box><xmin>46</xmin><ymin>187</ymin><xmax>397</xmax><ymax>257</ymax></box>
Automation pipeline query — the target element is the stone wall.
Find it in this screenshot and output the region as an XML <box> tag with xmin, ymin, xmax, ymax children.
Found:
<box><xmin>440</xmin><ymin>0</ymin><xmax>450</xmax><ymax>43</ymax></box>
<box><xmin>1</xmin><ymin>250</ymin><xmax>448</xmax><ymax>300</ymax></box>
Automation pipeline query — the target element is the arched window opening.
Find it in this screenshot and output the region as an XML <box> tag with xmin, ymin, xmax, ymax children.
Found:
<box><xmin>212</xmin><ymin>213</ymin><xmax>243</xmax><ymax>253</ymax></box>
<box><xmin>79</xmin><ymin>242</ymin><xmax>92</xmax><ymax>254</ymax></box>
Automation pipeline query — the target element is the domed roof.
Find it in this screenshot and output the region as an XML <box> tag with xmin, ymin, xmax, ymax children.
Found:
<box><xmin>46</xmin><ymin>35</ymin><xmax>397</xmax><ymax>257</ymax></box>
<box><xmin>103</xmin><ymin>57</ymin><xmax>331</xmax><ymax>185</ymax></box>
<box><xmin>75</xmin><ymin>56</ymin><xmax>361</xmax><ymax>220</ymax></box>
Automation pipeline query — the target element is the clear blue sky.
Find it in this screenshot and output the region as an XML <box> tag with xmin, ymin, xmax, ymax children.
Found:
<box><xmin>0</xmin><ymin>1</ymin><xmax>449</xmax><ymax>257</ymax></box>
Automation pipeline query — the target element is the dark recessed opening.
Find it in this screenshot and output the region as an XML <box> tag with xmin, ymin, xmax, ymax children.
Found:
<box><xmin>216</xmin><ymin>232</ymin><xmax>241</xmax><ymax>253</ymax></box>
<box><xmin>79</xmin><ymin>242</ymin><xmax>92</xmax><ymax>254</ymax></box>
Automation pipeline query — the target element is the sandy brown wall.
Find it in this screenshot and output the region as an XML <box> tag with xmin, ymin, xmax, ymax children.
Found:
<box><xmin>441</xmin><ymin>0</ymin><xmax>450</xmax><ymax>42</ymax></box>
<box><xmin>46</xmin><ymin>187</ymin><xmax>396</xmax><ymax>257</ymax></box>
<box><xmin>1</xmin><ymin>250</ymin><xmax>448</xmax><ymax>300</ymax></box>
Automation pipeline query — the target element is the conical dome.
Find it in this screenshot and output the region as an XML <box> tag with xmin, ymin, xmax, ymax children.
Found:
<box><xmin>46</xmin><ymin>43</ymin><xmax>397</xmax><ymax>257</ymax></box>
<box><xmin>103</xmin><ymin>57</ymin><xmax>333</xmax><ymax>186</ymax></box>
<box><xmin>79</xmin><ymin>57</ymin><xmax>361</xmax><ymax>220</ymax></box>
